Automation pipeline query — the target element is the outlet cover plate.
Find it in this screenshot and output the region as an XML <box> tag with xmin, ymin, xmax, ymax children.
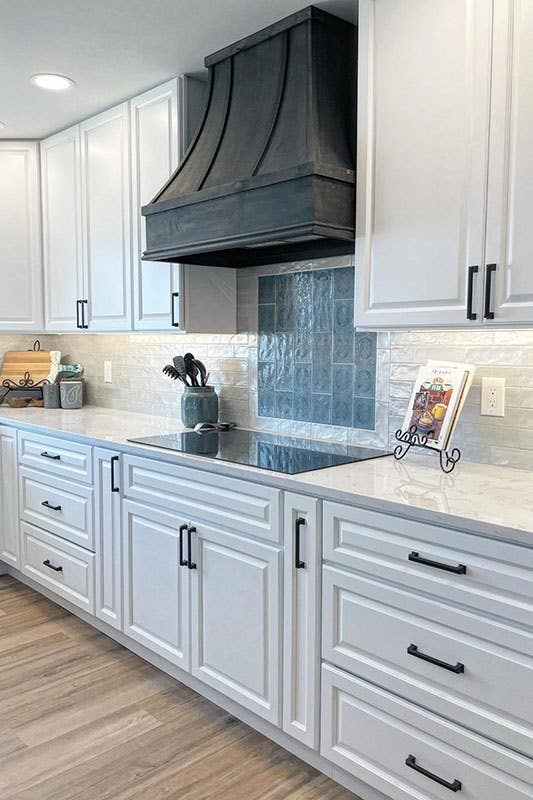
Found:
<box><xmin>481</xmin><ymin>376</ymin><xmax>505</xmax><ymax>416</ymax></box>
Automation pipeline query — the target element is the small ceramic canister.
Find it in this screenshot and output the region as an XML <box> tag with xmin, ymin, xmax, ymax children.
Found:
<box><xmin>60</xmin><ymin>380</ymin><xmax>84</xmax><ymax>409</ymax></box>
<box><xmin>43</xmin><ymin>383</ymin><xmax>61</xmax><ymax>409</ymax></box>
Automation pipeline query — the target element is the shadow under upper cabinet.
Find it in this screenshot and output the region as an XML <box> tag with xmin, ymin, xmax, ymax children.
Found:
<box><xmin>258</xmin><ymin>267</ymin><xmax>377</xmax><ymax>429</ymax></box>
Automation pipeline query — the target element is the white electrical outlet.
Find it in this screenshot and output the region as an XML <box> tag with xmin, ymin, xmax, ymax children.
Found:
<box><xmin>480</xmin><ymin>376</ymin><xmax>505</xmax><ymax>416</ymax></box>
<box><xmin>104</xmin><ymin>361</ymin><xmax>112</xmax><ymax>384</ymax></box>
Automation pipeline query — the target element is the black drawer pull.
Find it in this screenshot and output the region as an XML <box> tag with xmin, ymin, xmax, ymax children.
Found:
<box><xmin>466</xmin><ymin>265</ymin><xmax>478</xmax><ymax>320</ymax></box>
<box><xmin>43</xmin><ymin>559</ymin><xmax>63</xmax><ymax>573</ymax></box>
<box><xmin>484</xmin><ymin>263</ymin><xmax>497</xmax><ymax>320</ymax></box>
<box><xmin>41</xmin><ymin>451</ymin><xmax>61</xmax><ymax>461</ymax></box>
<box><xmin>408</xmin><ymin>644</ymin><xmax>464</xmax><ymax>674</ymax></box>
<box><xmin>406</xmin><ymin>755</ymin><xmax>462</xmax><ymax>792</ymax></box>
<box><xmin>110</xmin><ymin>455</ymin><xmax>120</xmax><ymax>493</ymax></box>
<box><xmin>187</xmin><ymin>525</ymin><xmax>197</xmax><ymax>569</ymax></box>
<box><xmin>171</xmin><ymin>291</ymin><xmax>180</xmax><ymax>327</ymax></box>
<box><xmin>41</xmin><ymin>501</ymin><xmax>62</xmax><ymax>512</ymax></box>
<box><xmin>408</xmin><ymin>551</ymin><xmax>466</xmax><ymax>575</ymax></box>
<box><xmin>179</xmin><ymin>524</ymin><xmax>188</xmax><ymax>567</ymax></box>
<box><xmin>295</xmin><ymin>516</ymin><xmax>306</xmax><ymax>569</ymax></box>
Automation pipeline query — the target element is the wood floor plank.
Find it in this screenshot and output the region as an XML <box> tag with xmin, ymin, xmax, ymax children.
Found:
<box><xmin>0</xmin><ymin>576</ymin><xmax>358</xmax><ymax>800</ymax></box>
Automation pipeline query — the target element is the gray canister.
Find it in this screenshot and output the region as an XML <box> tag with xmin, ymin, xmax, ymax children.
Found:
<box><xmin>60</xmin><ymin>380</ymin><xmax>84</xmax><ymax>409</ymax></box>
<box><xmin>181</xmin><ymin>386</ymin><xmax>219</xmax><ymax>428</ymax></box>
<box><xmin>43</xmin><ymin>383</ymin><xmax>61</xmax><ymax>409</ymax></box>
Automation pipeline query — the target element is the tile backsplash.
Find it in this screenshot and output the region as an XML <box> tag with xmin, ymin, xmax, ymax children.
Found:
<box><xmin>2</xmin><ymin>253</ymin><xmax>533</xmax><ymax>470</ymax></box>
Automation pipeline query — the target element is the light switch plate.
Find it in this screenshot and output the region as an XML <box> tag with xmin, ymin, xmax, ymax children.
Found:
<box><xmin>480</xmin><ymin>377</ymin><xmax>505</xmax><ymax>416</ymax></box>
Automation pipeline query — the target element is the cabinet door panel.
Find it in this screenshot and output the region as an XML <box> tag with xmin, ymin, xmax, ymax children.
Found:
<box><xmin>94</xmin><ymin>449</ymin><xmax>122</xmax><ymax>630</ymax></box>
<box><xmin>488</xmin><ymin>0</ymin><xmax>533</xmax><ymax>323</ymax></box>
<box><xmin>0</xmin><ymin>426</ymin><xmax>19</xmax><ymax>568</ymax></box>
<box><xmin>123</xmin><ymin>500</ymin><xmax>189</xmax><ymax>668</ymax></box>
<box><xmin>41</xmin><ymin>125</ymin><xmax>84</xmax><ymax>331</ymax></box>
<box><xmin>80</xmin><ymin>103</ymin><xmax>131</xmax><ymax>331</ymax></box>
<box><xmin>0</xmin><ymin>142</ymin><xmax>43</xmax><ymax>331</ymax></box>
<box><xmin>355</xmin><ymin>0</ymin><xmax>492</xmax><ymax>328</ymax></box>
<box><xmin>191</xmin><ymin>523</ymin><xmax>281</xmax><ymax>724</ymax></box>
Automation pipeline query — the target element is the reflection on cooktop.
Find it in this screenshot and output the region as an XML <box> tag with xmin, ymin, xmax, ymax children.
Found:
<box><xmin>128</xmin><ymin>429</ymin><xmax>392</xmax><ymax>475</ymax></box>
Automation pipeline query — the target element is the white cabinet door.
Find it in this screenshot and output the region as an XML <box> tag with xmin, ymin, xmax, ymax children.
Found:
<box><xmin>94</xmin><ymin>448</ymin><xmax>122</xmax><ymax>630</ymax></box>
<box><xmin>0</xmin><ymin>142</ymin><xmax>43</xmax><ymax>332</ymax></box>
<box><xmin>130</xmin><ymin>80</ymin><xmax>180</xmax><ymax>331</ymax></box>
<box><xmin>486</xmin><ymin>0</ymin><xmax>533</xmax><ymax>324</ymax></box>
<box><xmin>0</xmin><ymin>426</ymin><xmax>19</xmax><ymax>568</ymax></box>
<box><xmin>190</xmin><ymin>522</ymin><xmax>281</xmax><ymax>725</ymax></box>
<box><xmin>123</xmin><ymin>499</ymin><xmax>190</xmax><ymax>669</ymax></box>
<box><xmin>282</xmin><ymin>493</ymin><xmax>321</xmax><ymax>749</ymax></box>
<box><xmin>41</xmin><ymin>125</ymin><xmax>84</xmax><ymax>332</ymax></box>
<box><xmin>355</xmin><ymin>0</ymin><xmax>492</xmax><ymax>328</ymax></box>
<box><xmin>80</xmin><ymin>103</ymin><xmax>132</xmax><ymax>331</ymax></box>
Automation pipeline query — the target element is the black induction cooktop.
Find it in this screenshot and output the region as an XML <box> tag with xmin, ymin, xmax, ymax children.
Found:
<box><xmin>128</xmin><ymin>429</ymin><xmax>391</xmax><ymax>475</ymax></box>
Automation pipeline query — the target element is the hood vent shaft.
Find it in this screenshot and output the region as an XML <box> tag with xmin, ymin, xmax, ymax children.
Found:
<box><xmin>142</xmin><ymin>6</ymin><xmax>356</xmax><ymax>267</ymax></box>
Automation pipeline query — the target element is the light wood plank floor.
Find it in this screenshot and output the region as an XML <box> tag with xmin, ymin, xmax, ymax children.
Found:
<box><xmin>0</xmin><ymin>576</ymin><xmax>357</xmax><ymax>800</ymax></box>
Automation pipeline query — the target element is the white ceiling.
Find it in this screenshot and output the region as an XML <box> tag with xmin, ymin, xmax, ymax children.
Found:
<box><xmin>0</xmin><ymin>0</ymin><xmax>356</xmax><ymax>140</ymax></box>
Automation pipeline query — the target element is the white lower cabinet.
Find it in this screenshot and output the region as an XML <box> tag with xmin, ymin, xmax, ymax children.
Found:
<box><xmin>94</xmin><ymin>449</ymin><xmax>122</xmax><ymax>630</ymax></box>
<box><xmin>122</xmin><ymin>499</ymin><xmax>190</xmax><ymax>669</ymax></box>
<box><xmin>0</xmin><ymin>426</ymin><xmax>19</xmax><ymax>567</ymax></box>
<box><xmin>190</xmin><ymin>521</ymin><xmax>281</xmax><ymax>725</ymax></box>
<box><xmin>282</xmin><ymin>492</ymin><xmax>321</xmax><ymax>749</ymax></box>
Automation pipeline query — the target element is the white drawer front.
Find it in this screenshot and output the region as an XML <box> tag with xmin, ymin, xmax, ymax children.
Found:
<box><xmin>321</xmin><ymin>664</ymin><xmax>533</xmax><ymax>800</ymax></box>
<box><xmin>18</xmin><ymin>429</ymin><xmax>93</xmax><ymax>484</ymax></box>
<box><xmin>323</xmin><ymin>501</ymin><xmax>533</xmax><ymax>629</ymax></box>
<box><xmin>20</xmin><ymin>521</ymin><xmax>94</xmax><ymax>613</ymax></box>
<box><xmin>123</xmin><ymin>454</ymin><xmax>281</xmax><ymax>543</ymax></box>
<box><xmin>323</xmin><ymin>565</ymin><xmax>533</xmax><ymax>756</ymax></box>
<box><xmin>20</xmin><ymin>467</ymin><xmax>94</xmax><ymax>550</ymax></box>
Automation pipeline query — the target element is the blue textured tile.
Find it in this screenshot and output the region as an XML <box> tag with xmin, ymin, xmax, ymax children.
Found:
<box><xmin>334</xmin><ymin>266</ymin><xmax>355</xmax><ymax>300</ymax></box>
<box><xmin>312</xmin><ymin>332</ymin><xmax>332</xmax><ymax>393</ymax></box>
<box><xmin>353</xmin><ymin>397</ymin><xmax>376</xmax><ymax>430</ymax></box>
<box><xmin>274</xmin><ymin>333</ymin><xmax>294</xmax><ymax>390</ymax></box>
<box><xmin>354</xmin><ymin>365</ymin><xmax>376</xmax><ymax>398</ymax></box>
<box><xmin>258</xmin><ymin>275</ymin><xmax>276</xmax><ymax>303</ymax></box>
<box><xmin>332</xmin><ymin>394</ymin><xmax>353</xmax><ymax>427</ymax></box>
<box><xmin>258</xmin><ymin>390</ymin><xmax>275</xmax><ymax>417</ymax></box>
<box><xmin>258</xmin><ymin>304</ymin><xmax>275</xmax><ymax>334</ymax></box>
<box><xmin>333</xmin><ymin>364</ymin><xmax>354</xmax><ymax>395</ymax></box>
<box><xmin>258</xmin><ymin>332</ymin><xmax>275</xmax><ymax>362</ymax></box>
<box><xmin>295</xmin><ymin>363</ymin><xmax>311</xmax><ymax>392</ymax></box>
<box><xmin>276</xmin><ymin>391</ymin><xmax>294</xmax><ymax>419</ymax></box>
<box><xmin>313</xmin><ymin>270</ymin><xmax>333</xmax><ymax>332</ymax></box>
<box><xmin>354</xmin><ymin>332</ymin><xmax>377</xmax><ymax>361</ymax></box>
<box><xmin>334</xmin><ymin>299</ymin><xmax>353</xmax><ymax>332</ymax></box>
<box><xmin>294</xmin><ymin>392</ymin><xmax>312</xmax><ymax>422</ymax></box>
<box><xmin>333</xmin><ymin>333</ymin><xmax>354</xmax><ymax>364</ymax></box>
<box><xmin>258</xmin><ymin>361</ymin><xmax>275</xmax><ymax>389</ymax></box>
<box><xmin>312</xmin><ymin>394</ymin><xmax>332</xmax><ymax>424</ymax></box>
<box><xmin>295</xmin><ymin>331</ymin><xmax>312</xmax><ymax>362</ymax></box>
<box><xmin>275</xmin><ymin>274</ymin><xmax>295</xmax><ymax>332</ymax></box>
<box><xmin>294</xmin><ymin>271</ymin><xmax>313</xmax><ymax>332</ymax></box>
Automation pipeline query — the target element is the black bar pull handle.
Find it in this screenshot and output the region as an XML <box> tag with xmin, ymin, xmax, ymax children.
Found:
<box><xmin>41</xmin><ymin>500</ymin><xmax>62</xmax><ymax>512</ymax></box>
<box><xmin>187</xmin><ymin>525</ymin><xmax>197</xmax><ymax>569</ymax></box>
<box><xmin>179</xmin><ymin>524</ymin><xmax>188</xmax><ymax>567</ymax></box>
<box><xmin>76</xmin><ymin>300</ymin><xmax>82</xmax><ymax>329</ymax></box>
<box><xmin>110</xmin><ymin>455</ymin><xmax>120</xmax><ymax>493</ymax></box>
<box><xmin>81</xmin><ymin>299</ymin><xmax>89</xmax><ymax>329</ymax></box>
<box><xmin>408</xmin><ymin>551</ymin><xmax>466</xmax><ymax>575</ymax></box>
<box><xmin>466</xmin><ymin>265</ymin><xmax>478</xmax><ymax>320</ymax></box>
<box><xmin>295</xmin><ymin>516</ymin><xmax>306</xmax><ymax>569</ymax></box>
<box><xmin>171</xmin><ymin>291</ymin><xmax>180</xmax><ymax>328</ymax></box>
<box><xmin>43</xmin><ymin>559</ymin><xmax>63</xmax><ymax>573</ymax></box>
<box><xmin>406</xmin><ymin>755</ymin><xmax>462</xmax><ymax>792</ymax></box>
<box><xmin>41</xmin><ymin>451</ymin><xmax>61</xmax><ymax>461</ymax></box>
<box><xmin>408</xmin><ymin>644</ymin><xmax>464</xmax><ymax>674</ymax></box>
<box><xmin>484</xmin><ymin>263</ymin><xmax>497</xmax><ymax>320</ymax></box>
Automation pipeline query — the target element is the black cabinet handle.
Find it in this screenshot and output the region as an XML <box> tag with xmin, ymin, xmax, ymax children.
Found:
<box><xmin>466</xmin><ymin>265</ymin><xmax>478</xmax><ymax>320</ymax></box>
<box><xmin>408</xmin><ymin>644</ymin><xmax>464</xmax><ymax>674</ymax></box>
<box><xmin>43</xmin><ymin>559</ymin><xmax>63</xmax><ymax>573</ymax></box>
<box><xmin>110</xmin><ymin>455</ymin><xmax>120</xmax><ymax>493</ymax></box>
<box><xmin>179</xmin><ymin>524</ymin><xmax>188</xmax><ymax>567</ymax></box>
<box><xmin>187</xmin><ymin>525</ymin><xmax>197</xmax><ymax>569</ymax></box>
<box><xmin>81</xmin><ymin>299</ymin><xmax>89</xmax><ymax>329</ymax></box>
<box><xmin>484</xmin><ymin>263</ymin><xmax>497</xmax><ymax>320</ymax></box>
<box><xmin>41</xmin><ymin>451</ymin><xmax>61</xmax><ymax>461</ymax></box>
<box><xmin>405</xmin><ymin>755</ymin><xmax>462</xmax><ymax>792</ymax></box>
<box><xmin>295</xmin><ymin>516</ymin><xmax>306</xmax><ymax>569</ymax></box>
<box><xmin>408</xmin><ymin>551</ymin><xmax>466</xmax><ymax>575</ymax></box>
<box><xmin>41</xmin><ymin>501</ymin><xmax>62</xmax><ymax>512</ymax></box>
<box><xmin>171</xmin><ymin>291</ymin><xmax>180</xmax><ymax>328</ymax></box>
<box><xmin>76</xmin><ymin>299</ymin><xmax>82</xmax><ymax>329</ymax></box>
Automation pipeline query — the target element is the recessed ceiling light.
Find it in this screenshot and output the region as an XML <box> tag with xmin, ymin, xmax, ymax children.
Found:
<box><xmin>31</xmin><ymin>73</ymin><xmax>75</xmax><ymax>91</ymax></box>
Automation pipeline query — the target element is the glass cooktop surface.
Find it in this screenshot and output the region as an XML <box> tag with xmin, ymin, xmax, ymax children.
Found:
<box><xmin>128</xmin><ymin>429</ymin><xmax>391</xmax><ymax>475</ymax></box>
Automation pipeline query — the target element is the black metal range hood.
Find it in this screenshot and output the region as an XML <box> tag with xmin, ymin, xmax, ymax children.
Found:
<box><xmin>142</xmin><ymin>6</ymin><xmax>356</xmax><ymax>268</ymax></box>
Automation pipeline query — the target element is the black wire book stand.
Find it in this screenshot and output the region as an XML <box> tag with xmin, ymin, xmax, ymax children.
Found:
<box><xmin>393</xmin><ymin>425</ymin><xmax>461</xmax><ymax>474</ymax></box>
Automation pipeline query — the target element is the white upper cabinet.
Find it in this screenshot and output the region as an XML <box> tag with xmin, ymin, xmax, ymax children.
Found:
<box><xmin>80</xmin><ymin>102</ymin><xmax>132</xmax><ymax>331</ymax></box>
<box><xmin>41</xmin><ymin>125</ymin><xmax>84</xmax><ymax>331</ymax></box>
<box><xmin>355</xmin><ymin>0</ymin><xmax>493</xmax><ymax>328</ymax></box>
<box><xmin>0</xmin><ymin>142</ymin><xmax>43</xmax><ymax>332</ymax></box>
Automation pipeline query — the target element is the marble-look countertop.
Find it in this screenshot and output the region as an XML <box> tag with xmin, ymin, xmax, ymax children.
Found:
<box><xmin>1</xmin><ymin>406</ymin><xmax>532</xmax><ymax>544</ymax></box>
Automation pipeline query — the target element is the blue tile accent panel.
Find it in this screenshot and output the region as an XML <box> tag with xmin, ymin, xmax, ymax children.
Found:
<box><xmin>258</xmin><ymin>267</ymin><xmax>377</xmax><ymax>429</ymax></box>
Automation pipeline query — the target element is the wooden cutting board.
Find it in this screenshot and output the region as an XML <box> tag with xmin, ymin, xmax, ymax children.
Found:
<box><xmin>0</xmin><ymin>350</ymin><xmax>53</xmax><ymax>386</ymax></box>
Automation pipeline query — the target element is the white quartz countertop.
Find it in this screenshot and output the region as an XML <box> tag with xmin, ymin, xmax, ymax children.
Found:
<box><xmin>1</xmin><ymin>405</ymin><xmax>532</xmax><ymax>544</ymax></box>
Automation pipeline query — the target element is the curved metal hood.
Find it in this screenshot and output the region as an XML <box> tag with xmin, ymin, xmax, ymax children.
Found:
<box><xmin>142</xmin><ymin>6</ymin><xmax>356</xmax><ymax>268</ymax></box>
